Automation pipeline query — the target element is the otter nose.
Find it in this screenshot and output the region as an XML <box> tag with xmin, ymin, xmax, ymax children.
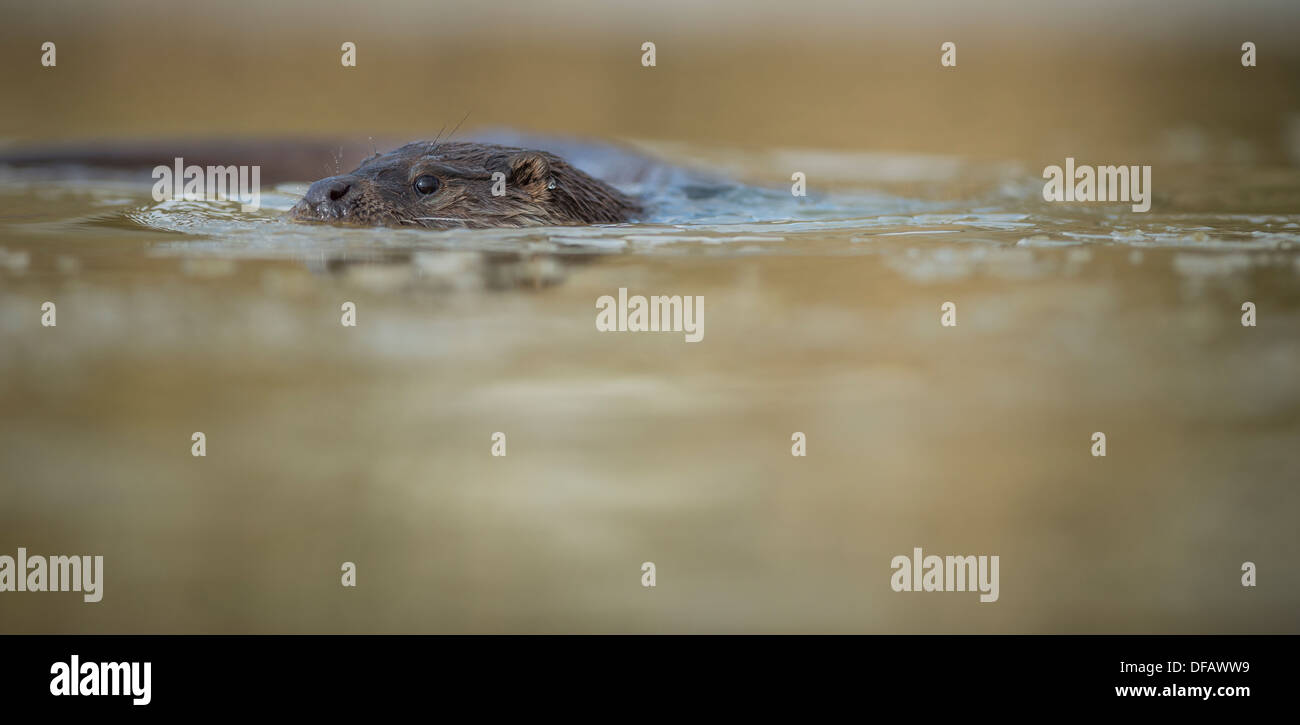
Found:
<box><xmin>303</xmin><ymin>175</ymin><xmax>355</xmax><ymax>206</ymax></box>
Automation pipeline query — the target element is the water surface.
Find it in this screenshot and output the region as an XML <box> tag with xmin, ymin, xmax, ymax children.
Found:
<box><xmin>1</xmin><ymin>138</ymin><xmax>1297</xmax><ymax>633</ymax></box>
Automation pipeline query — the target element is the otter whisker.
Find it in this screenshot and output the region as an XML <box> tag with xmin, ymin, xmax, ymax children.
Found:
<box><xmin>444</xmin><ymin>111</ymin><xmax>471</xmax><ymax>146</ymax></box>
<box><xmin>428</xmin><ymin>111</ymin><xmax>470</xmax><ymax>157</ymax></box>
<box><xmin>427</xmin><ymin>124</ymin><xmax>448</xmax><ymax>156</ymax></box>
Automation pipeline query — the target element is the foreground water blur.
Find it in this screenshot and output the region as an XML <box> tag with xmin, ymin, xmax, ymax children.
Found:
<box><xmin>1</xmin><ymin>138</ymin><xmax>1297</xmax><ymax>633</ymax></box>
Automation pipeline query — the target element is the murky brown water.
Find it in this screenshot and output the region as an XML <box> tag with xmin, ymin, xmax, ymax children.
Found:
<box><xmin>2</xmin><ymin>1</ymin><xmax>1299</xmax><ymax>633</ymax></box>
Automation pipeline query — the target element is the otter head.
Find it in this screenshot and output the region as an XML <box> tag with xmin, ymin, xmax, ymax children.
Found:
<box><xmin>289</xmin><ymin>141</ymin><xmax>641</xmax><ymax>230</ymax></box>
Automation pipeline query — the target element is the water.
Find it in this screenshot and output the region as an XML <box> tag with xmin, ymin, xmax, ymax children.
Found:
<box><xmin>2</xmin><ymin>138</ymin><xmax>1297</xmax><ymax>633</ymax></box>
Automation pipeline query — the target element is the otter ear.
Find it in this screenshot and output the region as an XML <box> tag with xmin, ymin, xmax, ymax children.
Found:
<box><xmin>492</xmin><ymin>152</ymin><xmax>551</xmax><ymax>193</ymax></box>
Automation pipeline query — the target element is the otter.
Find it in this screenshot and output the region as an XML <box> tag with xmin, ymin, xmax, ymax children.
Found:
<box><xmin>289</xmin><ymin>141</ymin><xmax>642</xmax><ymax>230</ymax></box>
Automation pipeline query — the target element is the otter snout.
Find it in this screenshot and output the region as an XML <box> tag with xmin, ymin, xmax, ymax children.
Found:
<box><xmin>295</xmin><ymin>174</ymin><xmax>359</xmax><ymax>219</ymax></box>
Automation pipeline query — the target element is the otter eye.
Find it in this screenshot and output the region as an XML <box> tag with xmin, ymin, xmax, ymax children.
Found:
<box><xmin>413</xmin><ymin>175</ymin><xmax>440</xmax><ymax>195</ymax></box>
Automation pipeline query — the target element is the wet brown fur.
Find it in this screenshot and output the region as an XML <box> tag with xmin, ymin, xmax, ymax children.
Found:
<box><xmin>289</xmin><ymin>141</ymin><xmax>641</xmax><ymax>229</ymax></box>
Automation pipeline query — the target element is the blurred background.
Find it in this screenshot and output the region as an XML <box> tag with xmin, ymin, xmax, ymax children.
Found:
<box><xmin>2</xmin><ymin>0</ymin><xmax>1299</xmax><ymax>165</ymax></box>
<box><xmin>1</xmin><ymin>0</ymin><xmax>1298</xmax><ymax>633</ymax></box>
